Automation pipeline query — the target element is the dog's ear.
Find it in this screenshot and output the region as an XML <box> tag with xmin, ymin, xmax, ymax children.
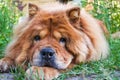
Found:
<box><xmin>28</xmin><ymin>3</ymin><xmax>39</xmax><ymax>17</ymax></box>
<box><xmin>67</xmin><ymin>7</ymin><xmax>80</xmax><ymax>23</ymax></box>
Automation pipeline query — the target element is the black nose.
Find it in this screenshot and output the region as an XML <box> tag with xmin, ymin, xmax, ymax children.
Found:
<box><xmin>40</xmin><ymin>47</ymin><xmax>55</xmax><ymax>60</ymax></box>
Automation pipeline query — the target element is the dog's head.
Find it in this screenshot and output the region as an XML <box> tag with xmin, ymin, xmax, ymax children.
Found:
<box><xmin>6</xmin><ymin>3</ymin><xmax>109</xmax><ymax>70</ymax></box>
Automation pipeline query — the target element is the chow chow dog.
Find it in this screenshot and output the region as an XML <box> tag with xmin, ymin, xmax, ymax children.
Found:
<box><xmin>0</xmin><ymin>3</ymin><xmax>109</xmax><ymax>80</ymax></box>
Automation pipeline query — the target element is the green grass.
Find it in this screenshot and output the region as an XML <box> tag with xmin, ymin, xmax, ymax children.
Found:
<box><xmin>0</xmin><ymin>0</ymin><xmax>120</xmax><ymax>80</ymax></box>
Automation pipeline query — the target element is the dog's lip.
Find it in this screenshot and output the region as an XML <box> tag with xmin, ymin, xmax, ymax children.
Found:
<box><xmin>35</xmin><ymin>64</ymin><xmax>59</xmax><ymax>69</ymax></box>
<box><xmin>43</xmin><ymin>64</ymin><xmax>56</xmax><ymax>68</ymax></box>
<box><xmin>32</xmin><ymin>59</ymin><xmax>59</xmax><ymax>69</ymax></box>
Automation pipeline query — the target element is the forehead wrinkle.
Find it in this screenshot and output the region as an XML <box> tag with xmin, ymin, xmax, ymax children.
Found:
<box><xmin>33</xmin><ymin>11</ymin><xmax>73</xmax><ymax>39</ymax></box>
<box><xmin>34</xmin><ymin>11</ymin><xmax>67</xmax><ymax>30</ymax></box>
<box><xmin>32</xmin><ymin>25</ymin><xmax>43</xmax><ymax>30</ymax></box>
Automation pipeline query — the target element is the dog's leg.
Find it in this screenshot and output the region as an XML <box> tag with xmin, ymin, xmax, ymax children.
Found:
<box><xmin>15</xmin><ymin>51</ymin><xmax>28</xmax><ymax>69</ymax></box>
<box><xmin>15</xmin><ymin>42</ymin><xmax>30</xmax><ymax>69</ymax></box>
<box><xmin>25</xmin><ymin>66</ymin><xmax>60</xmax><ymax>80</ymax></box>
<box><xmin>0</xmin><ymin>57</ymin><xmax>14</xmax><ymax>72</ymax></box>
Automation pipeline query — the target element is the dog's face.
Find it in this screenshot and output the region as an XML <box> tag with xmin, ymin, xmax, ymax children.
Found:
<box><xmin>30</xmin><ymin>17</ymin><xmax>74</xmax><ymax>69</ymax></box>
<box><xmin>21</xmin><ymin>4</ymin><xmax>82</xmax><ymax>69</ymax></box>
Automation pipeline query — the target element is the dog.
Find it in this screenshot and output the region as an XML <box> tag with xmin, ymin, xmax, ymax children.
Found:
<box><xmin>0</xmin><ymin>3</ymin><xmax>109</xmax><ymax>80</ymax></box>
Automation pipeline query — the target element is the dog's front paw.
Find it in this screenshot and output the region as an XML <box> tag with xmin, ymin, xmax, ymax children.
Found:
<box><xmin>0</xmin><ymin>58</ymin><xmax>14</xmax><ymax>72</ymax></box>
<box><xmin>26</xmin><ymin>66</ymin><xmax>60</xmax><ymax>80</ymax></box>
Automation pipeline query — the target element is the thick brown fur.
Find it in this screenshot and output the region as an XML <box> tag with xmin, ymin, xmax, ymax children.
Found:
<box><xmin>0</xmin><ymin>3</ymin><xmax>109</xmax><ymax>80</ymax></box>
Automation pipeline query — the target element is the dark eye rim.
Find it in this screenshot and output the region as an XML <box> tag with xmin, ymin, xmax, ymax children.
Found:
<box><xmin>59</xmin><ymin>37</ymin><xmax>66</xmax><ymax>43</ymax></box>
<box><xmin>34</xmin><ymin>35</ymin><xmax>40</xmax><ymax>41</ymax></box>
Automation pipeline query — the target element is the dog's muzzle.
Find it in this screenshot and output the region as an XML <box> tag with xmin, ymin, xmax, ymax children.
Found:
<box><xmin>38</xmin><ymin>47</ymin><xmax>57</xmax><ymax>67</ymax></box>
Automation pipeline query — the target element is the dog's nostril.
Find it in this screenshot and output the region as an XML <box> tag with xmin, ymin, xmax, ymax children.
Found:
<box><xmin>41</xmin><ymin>52</ymin><xmax>54</xmax><ymax>57</ymax></box>
<box><xmin>40</xmin><ymin>47</ymin><xmax>55</xmax><ymax>59</ymax></box>
<box><xmin>49</xmin><ymin>52</ymin><xmax>54</xmax><ymax>56</ymax></box>
<box><xmin>42</xmin><ymin>52</ymin><xmax>46</xmax><ymax>57</ymax></box>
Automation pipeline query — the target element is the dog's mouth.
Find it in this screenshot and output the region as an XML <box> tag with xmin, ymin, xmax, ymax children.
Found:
<box><xmin>32</xmin><ymin>54</ymin><xmax>73</xmax><ymax>69</ymax></box>
<box><xmin>32</xmin><ymin>45</ymin><xmax>73</xmax><ymax>69</ymax></box>
<box><xmin>40</xmin><ymin>60</ymin><xmax>58</xmax><ymax>68</ymax></box>
<box><xmin>32</xmin><ymin>57</ymin><xmax>61</xmax><ymax>69</ymax></box>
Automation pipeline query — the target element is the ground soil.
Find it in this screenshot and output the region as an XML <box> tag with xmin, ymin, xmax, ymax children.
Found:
<box><xmin>0</xmin><ymin>71</ymin><xmax>120</xmax><ymax>80</ymax></box>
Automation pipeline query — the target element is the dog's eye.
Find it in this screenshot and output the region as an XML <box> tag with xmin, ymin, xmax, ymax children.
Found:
<box><xmin>34</xmin><ymin>35</ymin><xmax>40</xmax><ymax>41</ymax></box>
<box><xmin>59</xmin><ymin>38</ymin><xmax>66</xmax><ymax>43</ymax></box>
